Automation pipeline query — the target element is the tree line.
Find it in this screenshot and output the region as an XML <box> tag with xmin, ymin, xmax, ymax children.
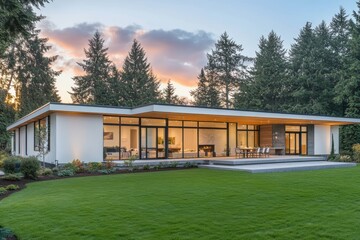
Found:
<box><xmin>1</xmin><ymin>0</ymin><xmax>360</xmax><ymax>153</ymax></box>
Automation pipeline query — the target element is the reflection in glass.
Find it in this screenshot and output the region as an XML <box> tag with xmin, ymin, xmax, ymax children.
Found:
<box><xmin>169</xmin><ymin>128</ymin><xmax>183</xmax><ymax>158</ymax></box>
<box><xmin>103</xmin><ymin>125</ymin><xmax>119</xmax><ymax>160</ymax></box>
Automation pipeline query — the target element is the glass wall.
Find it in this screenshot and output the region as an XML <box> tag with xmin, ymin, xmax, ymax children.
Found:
<box><xmin>285</xmin><ymin>125</ymin><xmax>307</xmax><ymax>155</ymax></box>
<box><xmin>121</xmin><ymin>126</ymin><xmax>139</xmax><ymax>159</ymax></box>
<box><xmin>237</xmin><ymin>125</ymin><xmax>259</xmax><ymax>148</ymax></box>
<box><xmin>103</xmin><ymin>116</ymin><xmax>271</xmax><ymax>159</ymax></box>
<box><xmin>184</xmin><ymin>128</ymin><xmax>198</xmax><ymax>158</ymax></box>
<box><xmin>103</xmin><ymin>125</ymin><xmax>120</xmax><ymax>160</ymax></box>
<box><xmin>168</xmin><ymin>128</ymin><xmax>183</xmax><ymax>158</ymax></box>
<box><xmin>199</xmin><ymin>129</ymin><xmax>227</xmax><ymax>157</ymax></box>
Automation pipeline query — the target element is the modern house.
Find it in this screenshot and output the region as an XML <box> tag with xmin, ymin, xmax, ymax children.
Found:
<box><xmin>6</xmin><ymin>102</ymin><xmax>360</xmax><ymax>164</ymax></box>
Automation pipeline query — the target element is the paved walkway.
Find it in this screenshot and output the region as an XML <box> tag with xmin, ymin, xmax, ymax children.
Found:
<box><xmin>199</xmin><ymin>161</ymin><xmax>356</xmax><ymax>173</ymax></box>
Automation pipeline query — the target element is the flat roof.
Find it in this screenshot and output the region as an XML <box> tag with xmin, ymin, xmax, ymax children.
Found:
<box><xmin>7</xmin><ymin>102</ymin><xmax>360</xmax><ymax>131</ymax></box>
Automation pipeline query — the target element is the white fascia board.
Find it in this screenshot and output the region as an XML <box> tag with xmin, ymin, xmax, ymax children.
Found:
<box><xmin>49</xmin><ymin>104</ymin><xmax>132</xmax><ymax>115</ymax></box>
<box><xmin>7</xmin><ymin>103</ymin><xmax>132</xmax><ymax>131</ymax></box>
<box><xmin>150</xmin><ymin>105</ymin><xmax>360</xmax><ymax>124</ymax></box>
<box><xmin>7</xmin><ymin>103</ymin><xmax>51</xmax><ymax>131</ymax></box>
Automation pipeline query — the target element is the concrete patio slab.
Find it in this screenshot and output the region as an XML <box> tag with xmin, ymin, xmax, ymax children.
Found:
<box><xmin>199</xmin><ymin>161</ymin><xmax>356</xmax><ymax>173</ymax></box>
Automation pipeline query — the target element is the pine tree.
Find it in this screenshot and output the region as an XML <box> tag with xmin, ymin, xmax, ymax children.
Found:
<box><xmin>120</xmin><ymin>39</ymin><xmax>160</xmax><ymax>107</ymax></box>
<box><xmin>191</xmin><ymin>69</ymin><xmax>208</xmax><ymax>106</ymax></box>
<box><xmin>162</xmin><ymin>80</ymin><xmax>179</xmax><ymax>104</ymax></box>
<box><xmin>12</xmin><ymin>29</ymin><xmax>61</xmax><ymax>117</ymax></box>
<box><xmin>235</xmin><ymin>31</ymin><xmax>288</xmax><ymax>112</ymax></box>
<box><xmin>70</xmin><ymin>31</ymin><xmax>112</xmax><ymax>105</ymax></box>
<box><xmin>191</xmin><ymin>68</ymin><xmax>220</xmax><ymax>107</ymax></box>
<box><xmin>0</xmin><ymin>0</ymin><xmax>49</xmax><ymax>52</ymax></box>
<box><xmin>332</xmin><ymin>7</ymin><xmax>351</xmax><ymax>116</ymax></box>
<box><xmin>207</xmin><ymin>32</ymin><xmax>249</xmax><ymax>108</ymax></box>
<box><xmin>287</xmin><ymin>21</ymin><xmax>336</xmax><ymax>115</ymax></box>
<box><xmin>338</xmin><ymin>1</ymin><xmax>360</xmax><ymax>152</ymax></box>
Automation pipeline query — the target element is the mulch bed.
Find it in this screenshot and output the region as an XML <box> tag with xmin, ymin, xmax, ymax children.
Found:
<box><xmin>0</xmin><ymin>167</ymin><xmax>194</xmax><ymax>201</ymax></box>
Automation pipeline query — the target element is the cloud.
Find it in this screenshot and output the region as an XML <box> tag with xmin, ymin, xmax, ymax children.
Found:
<box><xmin>41</xmin><ymin>21</ymin><xmax>103</xmax><ymax>58</ymax></box>
<box><xmin>38</xmin><ymin>20</ymin><xmax>215</xmax><ymax>94</ymax></box>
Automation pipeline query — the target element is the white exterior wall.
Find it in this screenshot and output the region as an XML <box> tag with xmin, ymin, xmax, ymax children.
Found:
<box><xmin>19</xmin><ymin>126</ymin><xmax>26</xmax><ymax>156</ymax></box>
<box><xmin>331</xmin><ymin>125</ymin><xmax>340</xmax><ymax>154</ymax></box>
<box><xmin>11</xmin><ymin>116</ymin><xmax>56</xmax><ymax>163</ymax></box>
<box><xmin>314</xmin><ymin>125</ymin><xmax>331</xmax><ymax>155</ymax></box>
<box><xmin>26</xmin><ymin>122</ymin><xmax>36</xmax><ymax>157</ymax></box>
<box><xmin>55</xmin><ymin>113</ymin><xmax>103</xmax><ymax>163</ymax></box>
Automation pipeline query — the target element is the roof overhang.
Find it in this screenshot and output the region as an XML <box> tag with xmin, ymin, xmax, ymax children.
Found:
<box><xmin>7</xmin><ymin>103</ymin><xmax>360</xmax><ymax>131</ymax></box>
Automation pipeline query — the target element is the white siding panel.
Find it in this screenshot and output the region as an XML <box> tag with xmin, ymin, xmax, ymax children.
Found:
<box><xmin>314</xmin><ymin>125</ymin><xmax>331</xmax><ymax>155</ymax></box>
<box><xmin>55</xmin><ymin>113</ymin><xmax>103</xmax><ymax>163</ymax></box>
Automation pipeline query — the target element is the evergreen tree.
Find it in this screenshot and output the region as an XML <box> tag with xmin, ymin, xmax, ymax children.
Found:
<box><xmin>191</xmin><ymin>68</ymin><xmax>220</xmax><ymax>107</ymax></box>
<box><xmin>287</xmin><ymin>22</ymin><xmax>336</xmax><ymax>115</ymax></box>
<box><xmin>120</xmin><ymin>39</ymin><xmax>160</xmax><ymax>107</ymax></box>
<box><xmin>235</xmin><ymin>31</ymin><xmax>288</xmax><ymax>112</ymax></box>
<box><xmin>338</xmin><ymin>1</ymin><xmax>360</xmax><ymax>152</ymax></box>
<box><xmin>71</xmin><ymin>31</ymin><xmax>112</xmax><ymax>105</ymax></box>
<box><xmin>162</xmin><ymin>80</ymin><xmax>180</xmax><ymax>104</ymax></box>
<box><xmin>0</xmin><ymin>0</ymin><xmax>49</xmax><ymax>52</ymax></box>
<box><xmin>332</xmin><ymin>7</ymin><xmax>351</xmax><ymax>116</ymax></box>
<box><xmin>207</xmin><ymin>32</ymin><xmax>249</xmax><ymax>108</ymax></box>
<box><xmin>106</xmin><ymin>65</ymin><xmax>123</xmax><ymax>106</ymax></box>
<box><xmin>191</xmin><ymin>69</ymin><xmax>208</xmax><ymax>106</ymax></box>
<box><xmin>16</xmin><ymin>30</ymin><xmax>61</xmax><ymax>117</ymax></box>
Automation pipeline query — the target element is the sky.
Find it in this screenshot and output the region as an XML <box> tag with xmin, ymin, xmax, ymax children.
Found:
<box><xmin>35</xmin><ymin>0</ymin><xmax>358</xmax><ymax>103</ymax></box>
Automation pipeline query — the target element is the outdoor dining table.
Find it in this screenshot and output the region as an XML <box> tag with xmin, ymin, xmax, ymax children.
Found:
<box><xmin>240</xmin><ymin>148</ymin><xmax>256</xmax><ymax>158</ymax></box>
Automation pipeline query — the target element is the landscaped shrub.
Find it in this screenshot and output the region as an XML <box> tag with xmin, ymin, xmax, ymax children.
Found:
<box><xmin>3</xmin><ymin>156</ymin><xmax>22</xmax><ymax>174</ymax></box>
<box><xmin>20</xmin><ymin>156</ymin><xmax>40</xmax><ymax>179</ymax></box>
<box><xmin>87</xmin><ymin>162</ymin><xmax>103</xmax><ymax>172</ymax></box>
<box><xmin>0</xmin><ymin>187</ymin><xmax>7</xmax><ymax>195</ymax></box>
<box><xmin>0</xmin><ymin>226</ymin><xmax>17</xmax><ymax>239</ymax></box>
<box><xmin>184</xmin><ymin>162</ymin><xmax>197</xmax><ymax>168</ymax></box>
<box><xmin>105</xmin><ymin>160</ymin><xmax>115</xmax><ymax>169</ymax></box>
<box><xmin>334</xmin><ymin>155</ymin><xmax>352</xmax><ymax>162</ymax></box>
<box><xmin>57</xmin><ymin>169</ymin><xmax>75</xmax><ymax>177</ymax></box>
<box><xmin>169</xmin><ymin>162</ymin><xmax>178</xmax><ymax>168</ymax></box>
<box><xmin>352</xmin><ymin>144</ymin><xmax>360</xmax><ymax>163</ymax></box>
<box><xmin>71</xmin><ymin>159</ymin><xmax>85</xmax><ymax>173</ymax></box>
<box><xmin>97</xmin><ymin>168</ymin><xmax>116</xmax><ymax>174</ymax></box>
<box><xmin>0</xmin><ymin>151</ymin><xmax>9</xmax><ymax>169</ymax></box>
<box><xmin>2</xmin><ymin>173</ymin><xmax>23</xmax><ymax>181</ymax></box>
<box><xmin>38</xmin><ymin>167</ymin><xmax>53</xmax><ymax>176</ymax></box>
<box><xmin>52</xmin><ymin>167</ymin><xmax>59</xmax><ymax>174</ymax></box>
<box><xmin>143</xmin><ymin>164</ymin><xmax>150</xmax><ymax>170</ymax></box>
<box><xmin>5</xmin><ymin>184</ymin><xmax>19</xmax><ymax>191</ymax></box>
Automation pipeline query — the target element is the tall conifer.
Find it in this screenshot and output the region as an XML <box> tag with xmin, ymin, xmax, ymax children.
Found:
<box><xmin>120</xmin><ymin>39</ymin><xmax>160</xmax><ymax>107</ymax></box>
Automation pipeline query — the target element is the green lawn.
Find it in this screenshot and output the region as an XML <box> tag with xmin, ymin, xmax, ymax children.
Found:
<box><xmin>1</xmin><ymin>167</ymin><xmax>360</xmax><ymax>239</ymax></box>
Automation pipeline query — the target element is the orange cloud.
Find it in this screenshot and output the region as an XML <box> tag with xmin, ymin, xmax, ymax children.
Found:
<box><xmin>38</xmin><ymin>21</ymin><xmax>215</xmax><ymax>99</ymax></box>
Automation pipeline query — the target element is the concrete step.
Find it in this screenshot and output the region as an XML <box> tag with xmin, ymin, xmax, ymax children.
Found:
<box><xmin>209</xmin><ymin>156</ymin><xmax>326</xmax><ymax>166</ymax></box>
<box><xmin>200</xmin><ymin>161</ymin><xmax>356</xmax><ymax>173</ymax></box>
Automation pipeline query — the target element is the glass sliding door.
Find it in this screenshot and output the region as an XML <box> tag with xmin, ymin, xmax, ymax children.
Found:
<box><xmin>285</xmin><ymin>125</ymin><xmax>307</xmax><ymax>155</ymax></box>
<box><xmin>121</xmin><ymin>126</ymin><xmax>139</xmax><ymax>159</ymax></box>
<box><xmin>141</xmin><ymin>127</ymin><xmax>166</xmax><ymax>159</ymax></box>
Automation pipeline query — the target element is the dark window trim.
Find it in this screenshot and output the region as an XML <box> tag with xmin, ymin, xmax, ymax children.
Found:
<box><xmin>25</xmin><ymin>125</ymin><xmax>27</xmax><ymax>155</ymax></box>
<box><xmin>18</xmin><ymin>128</ymin><xmax>20</xmax><ymax>154</ymax></box>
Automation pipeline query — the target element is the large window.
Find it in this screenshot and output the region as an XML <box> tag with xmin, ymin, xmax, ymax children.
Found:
<box><xmin>184</xmin><ymin>128</ymin><xmax>198</xmax><ymax>158</ymax></box>
<box><xmin>34</xmin><ymin>117</ymin><xmax>49</xmax><ymax>151</ymax></box>
<box><xmin>285</xmin><ymin>125</ymin><xmax>307</xmax><ymax>155</ymax></box>
<box><xmin>168</xmin><ymin>128</ymin><xmax>183</xmax><ymax>158</ymax></box>
<box><xmin>237</xmin><ymin>125</ymin><xmax>259</xmax><ymax>148</ymax></box>
<box><xmin>103</xmin><ymin>125</ymin><xmax>120</xmax><ymax>160</ymax></box>
<box><xmin>103</xmin><ymin>116</ymin><xmax>140</xmax><ymax>160</ymax></box>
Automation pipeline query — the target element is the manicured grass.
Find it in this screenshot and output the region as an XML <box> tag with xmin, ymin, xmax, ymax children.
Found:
<box><xmin>1</xmin><ymin>167</ymin><xmax>360</xmax><ymax>239</ymax></box>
